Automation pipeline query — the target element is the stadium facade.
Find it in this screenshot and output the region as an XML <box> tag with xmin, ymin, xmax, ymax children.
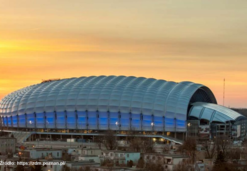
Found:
<box><xmin>0</xmin><ymin>76</ymin><xmax>246</xmax><ymax>143</ymax></box>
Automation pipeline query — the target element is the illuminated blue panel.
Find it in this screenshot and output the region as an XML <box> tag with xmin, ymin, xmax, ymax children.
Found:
<box><xmin>165</xmin><ymin>117</ymin><xmax>174</xmax><ymax>131</ymax></box>
<box><xmin>154</xmin><ymin>116</ymin><xmax>163</xmax><ymax>131</ymax></box>
<box><xmin>77</xmin><ymin>111</ymin><xmax>87</xmax><ymax>129</ymax></box>
<box><xmin>3</xmin><ymin>117</ymin><xmax>7</xmax><ymax>126</ymax></box>
<box><xmin>12</xmin><ymin>115</ymin><xmax>18</xmax><ymax>127</ymax></box>
<box><xmin>8</xmin><ymin>117</ymin><xmax>12</xmax><ymax>126</ymax></box>
<box><xmin>176</xmin><ymin>114</ymin><xmax>186</xmax><ymax>131</ymax></box>
<box><xmin>131</xmin><ymin>113</ymin><xmax>141</xmax><ymax>130</ymax></box>
<box><xmin>142</xmin><ymin>114</ymin><xmax>152</xmax><ymax>131</ymax></box>
<box><xmin>88</xmin><ymin>111</ymin><xmax>97</xmax><ymax>129</ymax></box>
<box><xmin>109</xmin><ymin>112</ymin><xmax>119</xmax><ymax>130</ymax></box>
<box><xmin>36</xmin><ymin>113</ymin><xmax>45</xmax><ymax>128</ymax></box>
<box><xmin>56</xmin><ymin>111</ymin><xmax>65</xmax><ymax>129</ymax></box>
<box><xmin>67</xmin><ymin>111</ymin><xmax>76</xmax><ymax>129</ymax></box>
<box><xmin>46</xmin><ymin>112</ymin><xmax>55</xmax><ymax>128</ymax></box>
<box><xmin>120</xmin><ymin>113</ymin><xmax>130</xmax><ymax>130</ymax></box>
<box><xmin>18</xmin><ymin>114</ymin><xmax>26</xmax><ymax>127</ymax></box>
<box><xmin>176</xmin><ymin>119</ymin><xmax>186</xmax><ymax>131</ymax></box>
<box><xmin>98</xmin><ymin>112</ymin><xmax>108</xmax><ymax>130</ymax></box>
<box><xmin>27</xmin><ymin>113</ymin><xmax>35</xmax><ymax>128</ymax></box>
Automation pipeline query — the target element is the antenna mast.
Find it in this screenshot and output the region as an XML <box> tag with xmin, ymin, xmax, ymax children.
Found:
<box><xmin>223</xmin><ymin>78</ymin><xmax>225</xmax><ymax>106</ymax></box>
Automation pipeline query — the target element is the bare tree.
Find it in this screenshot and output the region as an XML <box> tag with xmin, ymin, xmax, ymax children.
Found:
<box><xmin>94</xmin><ymin>136</ymin><xmax>103</xmax><ymax>149</ymax></box>
<box><xmin>178</xmin><ymin>137</ymin><xmax>197</xmax><ymax>163</ymax></box>
<box><xmin>203</xmin><ymin>141</ymin><xmax>216</xmax><ymax>159</ymax></box>
<box><xmin>214</xmin><ymin>135</ymin><xmax>231</xmax><ymax>155</ymax></box>
<box><xmin>141</xmin><ymin>138</ymin><xmax>155</xmax><ymax>153</ymax></box>
<box><xmin>126</xmin><ymin>127</ymin><xmax>142</xmax><ymax>152</ymax></box>
<box><xmin>174</xmin><ymin>159</ymin><xmax>194</xmax><ymax>171</ymax></box>
<box><xmin>136</xmin><ymin>157</ymin><xmax>145</xmax><ymax>168</ymax></box>
<box><xmin>162</xmin><ymin>145</ymin><xmax>170</xmax><ymax>153</ymax></box>
<box><xmin>240</xmin><ymin>140</ymin><xmax>247</xmax><ymax>160</ymax></box>
<box><xmin>102</xmin><ymin>129</ymin><xmax>118</xmax><ymax>150</ymax></box>
<box><xmin>145</xmin><ymin>162</ymin><xmax>164</xmax><ymax>171</ymax></box>
<box><xmin>126</xmin><ymin>128</ymin><xmax>154</xmax><ymax>153</ymax></box>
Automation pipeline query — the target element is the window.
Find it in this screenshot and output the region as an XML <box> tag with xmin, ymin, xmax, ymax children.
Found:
<box><xmin>127</xmin><ymin>154</ymin><xmax>129</xmax><ymax>157</ymax></box>
<box><xmin>57</xmin><ymin>152</ymin><xmax>59</xmax><ymax>157</ymax></box>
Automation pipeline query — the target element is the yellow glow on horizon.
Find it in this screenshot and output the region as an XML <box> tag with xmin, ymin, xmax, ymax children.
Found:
<box><xmin>0</xmin><ymin>0</ymin><xmax>246</xmax><ymax>108</ymax></box>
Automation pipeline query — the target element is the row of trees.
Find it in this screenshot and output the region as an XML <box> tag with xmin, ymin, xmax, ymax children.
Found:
<box><xmin>94</xmin><ymin>129</ymin><xmax>155</xmax><ymax>152</ymax></box>
<box><xmin>177</xmin><ymin>135</ymin><xmax>247</xmax><ymax>171</ymax></box>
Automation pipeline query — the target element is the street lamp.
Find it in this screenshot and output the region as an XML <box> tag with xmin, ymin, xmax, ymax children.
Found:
<box><xmin>187</xmin><ymin>123</ymin><xmax>192</xmax><ymax>137</ymax></box>
<box><xmin>115</xmin><ymin>121</ymin><xmax>119</xmax><ymax>132</ymax></box>
<box><xmin>151</xmin><ymin>122</ymin><xmax>154</xmax><ymax>132</ymax></box>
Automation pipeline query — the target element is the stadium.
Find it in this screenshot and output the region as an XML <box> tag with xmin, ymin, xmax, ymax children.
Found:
<box><xmin>0</xmin><ymin>76</ymin><xmax>246</xmax><ymax>144</ymax></box>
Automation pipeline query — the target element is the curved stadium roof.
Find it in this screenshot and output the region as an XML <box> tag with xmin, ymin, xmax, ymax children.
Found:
<box><xmin>0</xmin><ymin>76</ymin><xmax>216</xmax><ymax>116</ymax></box>
<box><xmin>0</xmin><ymin>76</ymin><xmax>217</xmax><ymax>132</ymax></box>
<box><xmin>189</xmin><ymin>102</ymin><xmax>245</xmax><ymax>123</ymax></box>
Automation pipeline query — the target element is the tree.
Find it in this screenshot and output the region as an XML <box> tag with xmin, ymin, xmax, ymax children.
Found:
<box><xmin>226</xmin><ymin>148</ymin><xmax>241</xmax><ymax>161</ymax></box>
<box><xmin>84</xmin><ymin>166</ymin><xmax>91</xmax><ymax>171</ymax></box>
<box><xmin>145</xmin><ymin>162</ymin><xmax>163</xmax><ymax>171</ymax></box>
<box><xmin>212</xmin><ymin>151</ymin><xmax>238</xmax><ymax>171</ymax></box>
<box><xmin>15</xmin><ymin>165</ymin><xmax>25</xmax><ymax>171</ymax></box>
<box><xmin>215</xmin><ymin>135</ymin><xmax>231</xmax><ymax>156</ymax></box>
<box><xmin>178</xmin><ymin>137</ymin><xmax>197</xmax><ymax>163</ymax></box>
<box><xmin>62</xmin><ymin>165</ymin><xmax>71</xmax><ymax>171</ymax></box>
<box><xmin>127</xmin><ymin>160</ymin><xmax>134</xmax><ymax>167</ymax></box>
<box><xmin>101</xmin><ymin>159</ymin><xmax>114</xmax><ymax>167</ymax></box>
<box><xmin>136</xmin><ymin>157</ymin><xmax>145</xmax><ymax>168</ymax></box>
<box><xmin>115</xmin><ymin>160</ymin><xmax>119</xmax><ymax>166</ymax></box>
<box><xmin>215</xmin><ymin>151</ymin><xmax>225</xmax><ymax>165</ymax></box>
<box><xmin>6</xmin><ymin>148</ymin><xmax>13</xmax><ymax>158</ymax></box>
<box><xmin>94</xmin><ymin>136</ymin><xmax>103</xmax><ymax>149</ymax></box>
<box><xmin>141</xmin><ymin>138</ymin><xmax>155</xmax><ymax>153</ymax></box>
<box><xmin>174</xmin><ymin>160</ymin><xmax>194</xmax><ymax>171</ymax></box>
<box><xmin>203</xmin><ymin>141</ymin><xmax>216</xmax><ymax>159</ymax></box>
<box><xmin>62</xmin><ymin>152</ymin><xmax>71</xmax><ymax>161</ymax></box>
<box><xmin>128</xmin><ymin>137</ymin><xmax>142</xmax><ymax>152</ymax></box>
<box><xmin>102</xmin><ymin>129</ymin><xmax>118</xmax><ymax>150</ymax></box>
<box><xmin>30</xmin><ymin>160</ymin><xmax>43</xmax><ymax>171</ymax></box>
<box><xmin>162</xmin><ymin>145</ymin><xmax>170</xmax><ymax>153</ymax></box>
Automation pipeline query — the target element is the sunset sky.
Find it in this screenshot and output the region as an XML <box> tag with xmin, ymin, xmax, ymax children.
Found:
<box><xmin>0</xmin><ymin>0</ymin><xmax>247</xmax><ymax>108</ymax></box>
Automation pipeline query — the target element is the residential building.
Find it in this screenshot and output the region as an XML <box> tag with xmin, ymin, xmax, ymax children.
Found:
<box><xmin>20</xmin><ymin>148</ymin><xmax>63</xmax><ymax>159</ymax></box>
<box><xmin>144</xmin><ymin>153</ymin><xmax>188</xmax><ymax>171</ymax></box>
<box><xmin>99</xmin><ymin>151</ymin><xmax>140</xmax><ymax>165</ymax></box>
<box><xmin>0</xmin><ymin>137</ymin><xmax>16</xmax><ymax>155</ymax></box>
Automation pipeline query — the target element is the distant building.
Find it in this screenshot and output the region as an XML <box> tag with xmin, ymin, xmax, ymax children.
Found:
<box><xmin>80</xmin><ymin>148</ymin><xmax>102</xmax><ymax>156</ymax></box>
<box><xmin>144</xmin><ymin>153</ymin><xmax>188</xmax><ymax>171</ymax></box>
<box><xmin>78</xmin><ymin>148</ymin><xmax>102</xmax><ymax>163</ymax></box>
<box><xmin>99</xmin><ymin>151</ymin><xmax>140</xmax><ymax>165</ymax></box>
<box><xmin>0</xmin><ymin>137</ymin><xmax>16</xmax><ymax>155</ymax></box>
<box><xmin>20</xmin><ymin>148</ymin><xmax>63</xmax><ymax>159</ymax></box>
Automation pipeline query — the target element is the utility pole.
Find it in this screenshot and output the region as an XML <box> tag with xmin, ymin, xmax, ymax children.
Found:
<box><xmin>223</xmin><ymin>78</ymin><xmax>225</xmax><ymax>106</ymax></box>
